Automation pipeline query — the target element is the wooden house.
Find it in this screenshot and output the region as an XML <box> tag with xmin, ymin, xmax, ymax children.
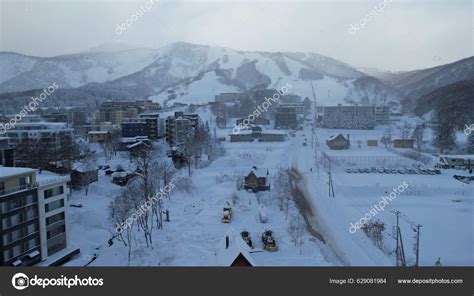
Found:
<box><xmin>326</xmin><ymin>134</ymin><xmax>350</xmax><ymax>150</ymax></box>
<box><xmin>244</xmin><ymin>167</ymin><xmax>270</xmax><ymax>192</ymax></box>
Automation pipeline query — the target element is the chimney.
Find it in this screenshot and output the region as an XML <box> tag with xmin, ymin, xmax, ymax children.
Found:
<box><xmin>225</xmin><ymin>236</ymin><xmax>229</xmax><ymax>249</ymax></box>
<box><xmin>252</xmin><ymin>166</ymin><xmax>257</xmax><ymax>170</ymax></box>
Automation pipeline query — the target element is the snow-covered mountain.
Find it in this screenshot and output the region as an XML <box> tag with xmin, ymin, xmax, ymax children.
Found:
<box><xmin>359</xmin><ymin>57</ymin><xmax>474</xmax><ymax>99</ymax></box>
<box><xmin>0</xmin><ymin>52</ymin><xmax>40</xmax><ymax>84</ymax></box>
<box><xmin>0</xmin><ymin>42</ymin><xmax>404</xmax><ymax>106</ymax></box>
<box><xmin>0</xmin><ymin>48</ymin><xmax>160</xmax><ymax>93</ymax></box>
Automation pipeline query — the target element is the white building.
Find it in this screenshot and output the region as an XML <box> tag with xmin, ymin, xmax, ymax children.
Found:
<box><xmin>5</xmin><ymin>122</ymin><xmax>74</xmax><ymax>146</ymax></box>
<box><xmin>0</xmin><ymin>167</ymin><xmax>78</xmax><ymax>266</ymax></box>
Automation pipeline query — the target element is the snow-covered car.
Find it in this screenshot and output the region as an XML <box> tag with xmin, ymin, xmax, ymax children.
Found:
<box><xmin>346</xmin><ymin>168</ymin><xmax>353</xmax><ymax>173</ymax></box>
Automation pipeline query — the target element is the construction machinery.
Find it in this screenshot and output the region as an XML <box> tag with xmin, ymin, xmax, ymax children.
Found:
<box><xmin>222</xmin><ymin>207</ymin><xmax>232</xmax><ymax>223</ymax></box>
<box><xmin>240</xmin><ymin>230</ymin><xmax>253</xmax><ymax>248</ymax></box>
<box><xmin>262</xmin><ymin>229</ymin><xmax>278</xmax><ymax>252</ymax></box>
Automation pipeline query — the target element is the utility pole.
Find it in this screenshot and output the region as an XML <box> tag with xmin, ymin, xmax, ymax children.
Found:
<box><xmin>392</xmin><ymin>210</ymin><xmax>407</xmax><ymax>267</ymax></box>
<box><xmin>328</xmin><ymin>161</ymin><xmax>335</xmax><ymax>198</ymax></box>
<box><xmin>415</xmin><ymin>224</ymin><xmax>422</xmax><ymax>267</ymax></box>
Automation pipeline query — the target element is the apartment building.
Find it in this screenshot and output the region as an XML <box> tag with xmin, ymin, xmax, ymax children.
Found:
<box><xmin>0</xmin><ymin>137</ymin><xmax>13</xmax><ymax>167</ymax></box>
<box><xmin>0</xmin><ymin>168</ymin><xmax>75</xmax><ymax>266</ymax></box>
<box><xmin>165</xmin><ymin>112</ymin><xmax>199</xmax><ymax>151</ymax></box>
<box><xmin>95</xmin><ymin>100</ymin><xmax>161</xmax><ymax>125</ymax></box>
<box><xmin>317</xmin><ymin>104</ymin><xmax>390</xmax><ymax>129</ymax></box>
<box><xmin>275</xmin><ymin>106</ymin><xmax>298</xmax><ymax>129</ymax></box>
<box><xmin>38</xmin><ymin>107</ymin><xmax>87</xmax><ymax>127</ymax></box>
<box><xmin>4</xmin><ymin>122</ymin><xmax>74</xmax><ymax>147</ymax></box>
<box><xmin>122</xmin><ymin>113</ymin><xmax>163</xmax><ymax>140</ymax></box>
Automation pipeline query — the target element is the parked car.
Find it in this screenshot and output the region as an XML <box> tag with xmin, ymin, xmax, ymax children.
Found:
<box><xmin>371</xmin><ymin>167</ymin><xmax>377</xmax><ymax>173</ymax></box>
<box><xmin>346</xmin><ymin>168</ymin><xmax>353</xmax><ymax>173</ymax></box>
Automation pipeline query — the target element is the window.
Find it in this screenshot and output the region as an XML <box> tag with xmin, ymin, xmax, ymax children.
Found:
<box><xmin>0</xmin><ymin>195</ymin><xmax>37</xmax><ymax>213</ymax></box>
<box><xmin>46</xmin><ymin>212</ymin><xmax>65</xmax><ymax>226</ymax></box>
<box><xmin>3</xmin><ymin>249</ymin><xmax>12</xmax><ymax>261</ymax></box>
<box><xmin>0</xmin><ymin>181</ymin><xmax>4</xmax><ymax>194</ymax></box>
<box><xmin>44</xmin><ymin>186</ymin><xmax>64</xmax><ymax>199</ymax></box>
<box><xmin>47</xmin><ymin>224</ymin><xmax>66</xmax><ymax>239</ymax></box>
<box><xmin>48</xmin><ymin>241</ymin><xmax>66</xmax><ymax>256</ymax></box>
<box><xmin>45</xmin><ymin>199</ymin><xmax>64</xmax><ymax>213</ymax></box>
<box><xmin>19</xmin><ymin>177</ymin><xmax>30</xmax><ymax>187</ymax></box>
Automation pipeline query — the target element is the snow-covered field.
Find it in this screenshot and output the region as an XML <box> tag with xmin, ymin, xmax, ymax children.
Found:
<box><xmin>292</xmin><ymin>126</ymin><xmax>473</xmax><ymax>266</ymax></box>
<box><xmin>65</xmin><ymin>130</ymin><xmax>342</xmax><ymax>266</ymax></box>
<box><xmin>64</xmin><ymin>111</ymin><xmax>472</xmax><ymax>267</ymax></box>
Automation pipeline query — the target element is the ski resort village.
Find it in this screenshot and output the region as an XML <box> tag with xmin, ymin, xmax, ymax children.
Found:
<box><xmin>0</xmin><ymin>44</ymin><xmax>473</xmax><ymax>267</ymax></box>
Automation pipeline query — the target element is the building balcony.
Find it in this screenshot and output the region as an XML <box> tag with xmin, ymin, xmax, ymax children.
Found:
<box><xmin>0</xmin><ymin>184</ymin><xmax>37</xmax><ymax>197</ymax></box>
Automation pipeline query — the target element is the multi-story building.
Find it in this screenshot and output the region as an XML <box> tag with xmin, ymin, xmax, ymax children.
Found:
<box><xmin>317</xmin><ymin>104</ymin><xmax>390</xmax><ymax>129</ymax></box>
<box><xmin>215</xmin><ymin>93</ymin><xmax>248</xmax><ymax>103</ymax></box>
<box><xmin>95</xmin><ymin>100</ymin><xmax>161</xmax><ymax>125</ymax></box>
<box><xmin>5</xmin><ymin>122</ymin><xmax>74</xmax><ymax>147</ymax></box>
<box><xmin>0</xmin><ymin>137</ymin><xmax>14</xmax><ymax>167</ymax></box>
<box><xmin>275</xmin><ymin>106</ymin><xmax>297</xmax><ymax>129</ymax></box>
<box><xmin>278</xmin><ymin>103</ymin><xmax>306</xmax><ymax>115</ymax></box>
<box><xmin>122</xmin><ymin>114</ymin><xmax>161</xmax><ymax>140</ymax></box>
<box><xmin>374</xmin><ymin>105</ymin><xmax>390</xmax><ymax>124</ymax></box>
<box><xmin>165</xmin><ymin>112</ymin><xmax>199</xmax><ymax>151</ymax></box>
<box><xmin>38</xmin><ymin>107</ymin><xmax>87</xmax><ymax>127</ymax></box>
<box><xmin>0</xmin><ymin>167</ymin><xmax>75</xmax><ymax>266</ymax></box>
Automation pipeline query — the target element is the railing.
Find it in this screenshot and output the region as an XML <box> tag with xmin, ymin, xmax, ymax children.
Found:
<box><xmin>37</xmin><ymin>176</ymin><xmax>71</xmax><ymax>187</ymax></box>
<box><xmin>0</xmin><ymin>184</ymin><xmax>36</xmax><ymax>196</ymax></box>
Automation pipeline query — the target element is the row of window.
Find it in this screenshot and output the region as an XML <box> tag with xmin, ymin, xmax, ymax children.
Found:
<box><xmin>3</xmin><ymin>237</ymin><xmax>40</xmax><ymax>261</ymax></box>
<box><xmin>48</xmin><ymin>240</ymin><xmax>66</xmax><ymax>256</ymax></box>
<box><xmin>46</xmin><ymin>212</ymin><xmax>65</xmax><ymax>226</ymax></box>
<box><xmin>2</xmin><ymin>223</ymin><xmax>38</xmax><ymax>245</ymax></box>
<box><xmin>44</xmin><ymin>186</ymin><xmax>64</xmax><ymax>199</ymax></box>
<box><xmin>0</xmin><ymin>194</ymin><xmax>37</xmax><ymax>213</ymax></box>
<box><xmin>45</xmin><ymin>199</ymin><xmax>64</xmax><ymax>213</ymax></box>
<box><xmin>47</xmin><ymin>224</ymin><xmax>66</xmax><ymax>240</ymax></box>
<box><xmin>2</xmin><ymin>206</ymin><xmax>37</xmax><ymax>229</ymax></box>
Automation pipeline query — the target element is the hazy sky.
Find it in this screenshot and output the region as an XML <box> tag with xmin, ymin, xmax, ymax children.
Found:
<box><xmin>0</xmin><ymin>0</ymin><xmax>472</xmax><ymax>71</ymax></box>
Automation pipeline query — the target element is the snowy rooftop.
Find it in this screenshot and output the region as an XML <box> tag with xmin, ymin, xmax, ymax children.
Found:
<box><xmin>0</xmin><ymin>167</ymin><xmax>36</xmax><ymax>178</ymax></box>
<box><xmin>35</xmin><ymin>170</ymin><xmax>70</xmax><ymax>185</ymax></box>
<box><xmin>214</xmin><ymin>228</ymin><xmax>256</xmax><ymax>266</ymax></box>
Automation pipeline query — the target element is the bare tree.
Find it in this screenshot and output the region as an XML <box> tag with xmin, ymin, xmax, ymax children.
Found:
<box><xmin>109</xmin><ymin>190</ymin><xmax>135</xmax><ymax>265</ymax></box>
<box><xmin>381</xmin><ymin>126</ymin><xmax>394</xmax><ymax>148</ymax></box>
<box><xmin>288</xmin><ymin>214</ymin><xmax>305</xmax><ymax>247</ymax></box>
<box><xmin>412</xmin><ymin>124</ymin><xmax>425</xmax><ymax>153</ymax></box>
<box><xmin>399</xmin><ymin>121</ymin><xmax>413</xmax><ymax>139</ymax></box>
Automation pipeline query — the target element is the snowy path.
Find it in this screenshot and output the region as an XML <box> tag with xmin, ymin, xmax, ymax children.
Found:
<box><xmin>289</xmin><ymin>134</ymin><xmax>393</xmax><ymax>266</ymax></box>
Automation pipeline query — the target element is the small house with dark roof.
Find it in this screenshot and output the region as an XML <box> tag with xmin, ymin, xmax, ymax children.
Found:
<box><xmin>244</xmin><ymin>166</ymin><xmax>270</xmax><ymax>192</ymax></box>
<box><xmin>326</xmin><ymin>133</ymin><xmax>350</xmax><ymax>150</ymax></box>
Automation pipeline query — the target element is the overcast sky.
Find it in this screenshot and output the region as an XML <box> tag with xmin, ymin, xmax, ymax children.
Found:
<box><xmin>0</xmin><ymin>0</ymin><xmax>472</xmax><ymax>71</ymax></box>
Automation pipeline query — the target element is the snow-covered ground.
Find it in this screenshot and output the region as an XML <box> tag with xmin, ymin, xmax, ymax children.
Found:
<box><xmin>65</xmin><ymin>127</ymin><xmax>342</xmax><ymax>266</ymax></box>
<box><xmin>64</xmin><ymin>110</ymin><xmax>472</xmax><ymax>267</ymax></box>
<box><xmin>292</xmin><ymin>125</ymin><xmax>473</xmax><ymax>266</ymax></box>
